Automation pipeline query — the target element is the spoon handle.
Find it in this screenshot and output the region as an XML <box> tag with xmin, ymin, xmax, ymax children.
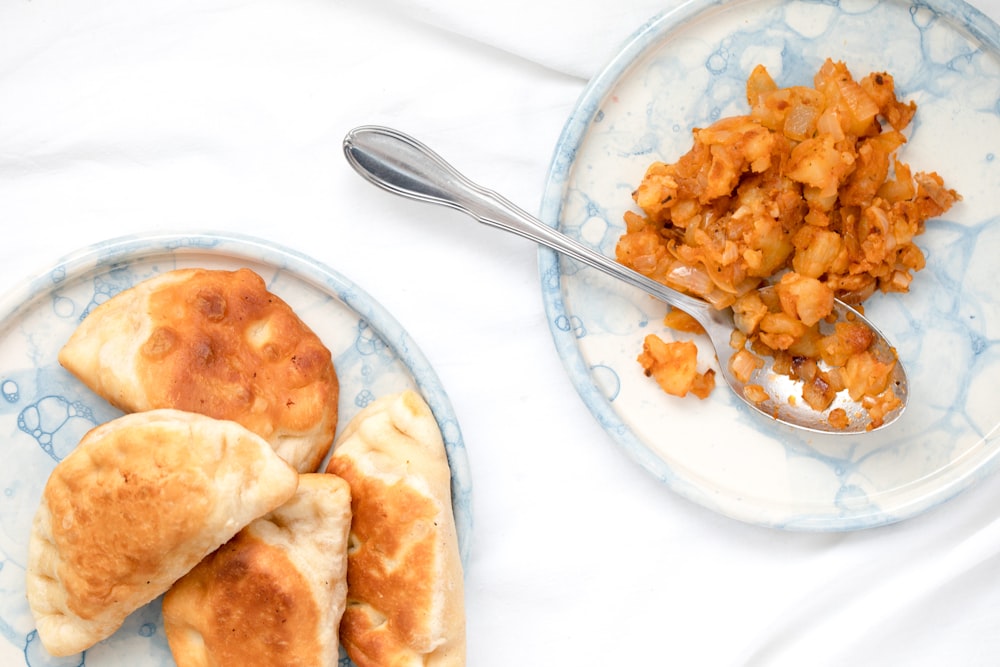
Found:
<box><xmin>343</xmin><ymin>125</ymin><xmax>715</xmax><ymax>322</ymax></box>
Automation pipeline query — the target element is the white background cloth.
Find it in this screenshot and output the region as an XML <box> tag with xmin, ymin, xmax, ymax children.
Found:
<box><xmin>2</xmin><ymin>0</ymin><xmax>1000</xmax><ymax>665</ymax></box>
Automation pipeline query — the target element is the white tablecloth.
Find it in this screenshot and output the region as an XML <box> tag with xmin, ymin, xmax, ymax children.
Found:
<box><xmin>2</xmin><ymin>1</ymin><xmax>999</xmax><ymax>664</ymax></box>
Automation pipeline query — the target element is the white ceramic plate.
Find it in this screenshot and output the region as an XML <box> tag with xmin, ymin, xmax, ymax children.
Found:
<box><xmin>0</xmin><ymin>231</ymin><xmax>472</xmax><ymax>665</ymax></box>
<box><xmin>540</xmin><ymin>0</ymin><xmax>1000</xmax><ymax>529</ymax></box>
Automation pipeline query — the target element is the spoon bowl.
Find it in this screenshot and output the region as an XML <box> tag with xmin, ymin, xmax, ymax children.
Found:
<box><xmin>342</xmin><ymin>125</ymin><xmax>907</xmax><ymax>434</ymax></box>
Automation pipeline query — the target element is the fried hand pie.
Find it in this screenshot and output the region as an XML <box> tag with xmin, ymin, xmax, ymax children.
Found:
<box><xmin>58</xmin><ymin>267</ymin><xmax>339</xmax><ymax>472</ymax></box>
<box><xmin>26</xmin><ymin>409</ymin><xmax>299</xmax><ymax>657</ymax></box>
<box><xmin>163</xmin><ymin>473</ymin><xmax>352</xmax><ymax>667</ymax></box>
<box><xmin>327</xmin><ymin>390</ymin><xmax>465</xmax><ymax>667</ymax></box>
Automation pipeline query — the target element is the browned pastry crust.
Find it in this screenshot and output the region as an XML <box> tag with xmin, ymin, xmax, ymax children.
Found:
<box><xmin>327</xmin><ymin>390</ymin><xmax>465</xmax><ymax>667</ymax></box>
<box><xmin>163</xmin><ymin>473</ymin><xmax>352</xmax><ymax>667</ymax></box>
<box><xmin>57</xmin><ymin>267</ymin><xmax>339</xmax><ymax>472</ymax></box>
<box><xmin>25</xmin><ymin>409</ymin><xmax>300</xmax><ymax>657</ymax></box>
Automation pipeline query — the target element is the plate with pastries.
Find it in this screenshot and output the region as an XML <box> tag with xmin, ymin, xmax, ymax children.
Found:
<box><xmin>0</xmin><ymin>231</ymin><xmax>472</xmax><ymax>666</ymax></box>
<box><xmin>540</xmin><ymin>0</ymin><xmax>1000</xmax><ymax>529</ymax></box>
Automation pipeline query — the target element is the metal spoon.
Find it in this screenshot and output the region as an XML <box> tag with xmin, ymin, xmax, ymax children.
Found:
<box><xmin>342</xmin><ymin>124</ymin><xmax>907</xmax><ymax>434</ymax></box>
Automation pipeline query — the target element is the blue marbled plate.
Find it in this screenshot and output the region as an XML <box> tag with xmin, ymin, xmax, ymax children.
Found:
<box><xmin>541</xmin><ymin>0</ymin><xmax>1000</xmax><ymax>529</ymax></box>
<box><xmin>0</xmin><ymin>231</ymin><xmax>472</xmax><ymax>666</ymax></box>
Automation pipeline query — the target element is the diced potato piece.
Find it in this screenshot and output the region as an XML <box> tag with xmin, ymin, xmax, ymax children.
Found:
<box><xmin>615</xmin><ymin>227</ymin><xmax>669</xmax><ymax>276</ymax></box>
<box><xmin>840</xmin><ymin>350</ymin><xmax>896</xmax><ymax>401</ymax></box>
<box><xmin>637</xmin><ymin>335</ymin><xmax>699</xmax><ymax>398</ymax></box>
<box><xmin>732</xmin><ymin>291</ymin><xmax>769</xmax><ymax>335</ymax></box>
<box><xmin>786</xmin><ymin>324</ymin><xmax>823</xmax><ymax>359</ymax></box>
<box><xmin>632</xmin><ymin>162</ymin><xmax>678</xmax><ymax>216</ymax></box>
<box><xmin>786</xmin><ymin>135</ymin><xmax>855</xmax><ymax>197</ymax></box>
<box><xmin>695</xmin><ymin>117</ymin><xmax>777</xmax><ymax>200</ymax></box>
<box><xmin>792</xmin><ymin>228</ymin><xmax>843</xmax><ymax>279</ymax></box>
<box><xmin>813</xmin><ymin>58</ymin><xmax>880</xmax><ymax>136</ymax></box>
<box><xmin>760</xmin><ymin>311</ymin><xmax>809</xmax><ymax>350</ymax></box>
<box><xmin>818</xmin><ymin>321</ymin><xmax>876</xmax><ymax>367</ymax></box>
<box><xmin>751</xmin><ymin>218</ymin><xmax>796</xmax><ymax>278</ymax></box>
<box><xmin>841</xmin><ymin>132</ymin><xmax>907</xmax><ymax>206</ymax></box>
<box><xmin>776</xmin><ymin>272</ymin><xmax>835</xmax><ymax>326</ymax></box>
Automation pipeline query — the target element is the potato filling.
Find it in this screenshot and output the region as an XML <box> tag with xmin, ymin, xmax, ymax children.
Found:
<box><xmin>623</xmin><ymin>59</ymin><xmax>959</xmax><ymax>429</ymax></box>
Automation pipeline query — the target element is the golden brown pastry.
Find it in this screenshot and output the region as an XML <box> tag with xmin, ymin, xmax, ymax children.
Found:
<box><xmin>25</xmin><ymin>409</ymin><xmax>299</xmax><ymax>657</ymax></box>
<box><xmin>57</xmin><ymin>267</ymin><xmax>339</xmax><ymax>472</ymax></box>
<box><xmin>326</xmin><ymin>390</ymin><xmax>465</xmax><ymax>667</ymax></box>
<box><xmin>162</xmin><ymin>473</ymin><xmax>352</xmax><ymax>667</ymax></box>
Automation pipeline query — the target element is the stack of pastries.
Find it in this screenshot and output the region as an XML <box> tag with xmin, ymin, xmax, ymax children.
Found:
<box><xmin>25</xmin><ymin>267</ymin><xmax>465</xmax><ymax>666</ymax></box>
